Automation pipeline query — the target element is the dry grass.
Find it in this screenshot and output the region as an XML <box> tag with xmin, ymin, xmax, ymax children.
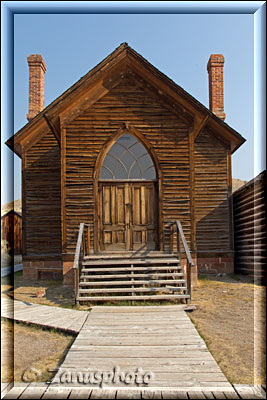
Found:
<box><xmin>190</xmin><ymin>274</ymin><xmax>266</xmax><ymax>384</ymax></box>
<box><xmin>1</xmin><ymin>319</ymin><xmax>74</xmax><ymax>383</ymax></box>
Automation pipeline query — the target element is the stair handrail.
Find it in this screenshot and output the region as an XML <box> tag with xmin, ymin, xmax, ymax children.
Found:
<box><xmin>73</xmin><ymin>223</ymin><xmax>84</xmax><ymax>300</ymax></box>
<box><xmin>73</xmin><ymin>222</ymin><xmax>91</xmax><ymax>301</ymax></box>
<box><xmin>170</xmin><ymin>220</ymin><xmax>194</xmax><ymax>301</ymax></box>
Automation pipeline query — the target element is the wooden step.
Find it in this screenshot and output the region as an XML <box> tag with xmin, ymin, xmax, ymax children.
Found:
<box><xmin>80</xmin><ymin>272</ymin><xmax>184</xmax><ymax>280</ymax></box>
<box><xmin>84</xmin><ymin>252</ymin><xmax>176</xmax><ymax>260</ymax></box>
<box><xmin>79</xmin><ymin>286</ymin><xmax>186</xmax><ymax>294</ymax></box>
<box><xmin>79</xmin><ymin>279</ymin><xmax>186</xmax><ymax>286</ymax></box>
<box><xmin>82</xmin><ymin>259</ymin><xmax>179</xmax><ymax>266</ymax></box>
<box><xmin>77</xmin><ymin>294</ymin><xmax>190</xmax><ymax>301</ymax></box>
<box><xmin>81</xmin><ymin>266</ymin><xmax>182</xmax><ymax>273</ymax></box>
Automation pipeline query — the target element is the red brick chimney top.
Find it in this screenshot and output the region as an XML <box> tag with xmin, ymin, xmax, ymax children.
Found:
<box><xmin>207</xmin><ymin>54</ymin><xmax>226</xmax><ymax>121</ymax></box>
<box><xmin>27</xmin><ymin>54</ymin><xmax>46</xmax><ymax>122</ymax></box>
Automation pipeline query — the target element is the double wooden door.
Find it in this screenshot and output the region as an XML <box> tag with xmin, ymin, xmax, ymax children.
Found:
<box><xmin>99</xmin><ymin>182</ymin><xmax>158</xmax><ymax>251</ymax></box>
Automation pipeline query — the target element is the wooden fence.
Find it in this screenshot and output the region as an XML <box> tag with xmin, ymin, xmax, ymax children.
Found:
<box><xmin>233</xmin><ymin>170</ymin><xmax>266</xmax><ymax>281</ymax></box>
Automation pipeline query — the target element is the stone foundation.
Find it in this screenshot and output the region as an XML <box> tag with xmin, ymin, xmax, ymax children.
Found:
<box><xmin>23</xmin><ymin>259</ymin><xmax>62</xmax><ymax>281</ymax></box>
<box><xmin>62</xmin><ymin>261</ymin><xmax>74</xmax><ymax>285</ymax></box>
<box><xmin>197</xmin><ymin>256</ymin><xmax>234</xmax><ymax>275</ymax></box>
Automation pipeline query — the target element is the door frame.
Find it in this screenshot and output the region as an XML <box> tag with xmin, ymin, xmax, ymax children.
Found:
<box><xmin>99</xmin><ymin>180</ymin><xmax>159</xmax><ymax>251</ymax></box>
<box><xmin>93</xmin><ymin>124</ymin><xmax>163</xmax><ymax>253</ymax></box>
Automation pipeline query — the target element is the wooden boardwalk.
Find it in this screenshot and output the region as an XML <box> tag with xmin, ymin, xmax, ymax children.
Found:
<box><xmin>1</xmin><ymin>382</ymin><xmax>266</xmax><ymax>399</ymax></box>
<box><xmin>2</xmin><ymin>302</ymin><xmax>266</xmax><ymax>398</ymax></box>
<box><xmin>1</xmin><ymin>298</ymin><xmax>88</xmax><ymax>333</ymax></box>
<box><xmin>52</xmin><ymin>306</ymin><xmax>231</xmax><ymax>389</ymax></box>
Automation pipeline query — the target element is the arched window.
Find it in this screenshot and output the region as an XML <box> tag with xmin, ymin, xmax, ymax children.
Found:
<box><xmin>100</xmin><ymin>133</ymin><xmax>156</xmax><ymax>180</ymax></box>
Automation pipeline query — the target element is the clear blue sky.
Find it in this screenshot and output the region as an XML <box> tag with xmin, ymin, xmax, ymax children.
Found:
<box><xmin>1</xmin><ymin>5</ymin><xmax>261</xmax><ymax>205</ymax></box>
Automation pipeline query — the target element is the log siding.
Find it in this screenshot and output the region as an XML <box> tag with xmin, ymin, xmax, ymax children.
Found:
<box><xmin>194</xmin><ymin>128</ymin><xmax>230</xmax><ymax>252</ymax></box>
<box><xmin>233</xmin><ymin>170</ymin><xmax>266</xmax><ymax>280</ymax></box>
<box><xmin>24</xmin><ymin>131</ymin><xmax>61</xmax><ymax>255</ymax></box>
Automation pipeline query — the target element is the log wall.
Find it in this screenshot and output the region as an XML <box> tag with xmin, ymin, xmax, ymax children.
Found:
<box><xmin>64</xmin><ymin>76</ymin><xmax>191</xmax><ymax>253</ymax></box>
<box><xmin>24</xmin><ymin>131</ymin><xmax>61</xmax><ymax>255</ymax></box>
<box><xmin>233</xmin><ymin>170</ymin><xmax>266</xmax><ymax>280</ymax></box>
<box><xmin>194</xmin><ymin>128</ymin><xmax>230</xmax><ymax>252</ymax></box>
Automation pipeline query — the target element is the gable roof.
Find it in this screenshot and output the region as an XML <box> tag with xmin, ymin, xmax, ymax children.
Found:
<box><xmin>6</xmin><ymin>43</ymin><xmax>245</xmax><ymax>157</ymax></box>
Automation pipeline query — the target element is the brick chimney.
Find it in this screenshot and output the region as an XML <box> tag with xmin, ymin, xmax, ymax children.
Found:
<box><xmin>27</xmin><ymin>54</ymin><xmax>46</xmax><ymax>121</ymax></box>
<box><xmin>207</xmin><ymin>54</ymin><xmax>226</xmax><ymax>121</ymax></box>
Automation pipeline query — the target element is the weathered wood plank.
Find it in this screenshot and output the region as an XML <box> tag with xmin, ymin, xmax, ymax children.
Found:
<box><xmin>142</xmin><ymin>390</ymin><xmax>162</xmax><ymax>399</ymax></box>
<box><xmin>19</xmin><ymin>383</ymin><xmax>49</xmax><ymax>399</ymax></box>
<box><xmin>3</xmin><ymin>383</ymin><xmax>29</xmax><ymax>399</ymax></box>
<box><xmin>42</xmin><ymin>387</ymin><xmax>72</xmax><ymax>399</ymax></box>
<box><xmin>162</xmin><ymin>390</ymin><xmax>189</xmax><ymax>399</ymax></box>
<box><xmin>187</xmin><ymin>391</ymin><xmax>206</xmax><ymax>399</ymax></box>
<box><xmin>68</xmin><ymin>388</ymin><xmax>92</xmax><ymax>399</ymax></box>
<box><xmin>90</xmin><ymin>388</ymin><xmax>117</xmax><ymax>399</ymax></box>
<box><xmin>116</xmin><ymin>389</ymin><xmax>141</xmax><ymax>399</ymax></box>
<box><xmin>233</xmin><ymin>385</ymin><xmax>266</xmax><ymax>399</ymax></box>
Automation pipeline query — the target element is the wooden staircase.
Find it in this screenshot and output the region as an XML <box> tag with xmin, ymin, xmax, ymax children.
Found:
<box><xmin>73</xmin><ymin>221</ymin><xmax>193</xmax><ymax>305</ymax></box>
<box><xmin>76</xmin><ymin>252</ymin><xmax>190</xmax><ymax>304</ymax></box>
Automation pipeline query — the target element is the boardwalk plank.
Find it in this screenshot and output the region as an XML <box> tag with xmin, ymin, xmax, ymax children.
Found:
<box><xmin>142</xmin><ymin>390</ymin><xmax>162</xmax><ymax>399</ymax></box>
<box><xmin>202</xmin><ymin>391</ymin><xmax>215</xmax><ymax>399</ymax></box>
<box><xmin>233</xmin><ymin>385</ymin><xmax>266</xmax><ymax>399</ymax></box>
<box><xmin>1</xmin><ymin>383</ymin><xmax>13</xmax><ymax>399</ymax></box>
<box><xmin>42</xmin><ymin>387</ymin><xmax>72</xmax><ymax>399</ymax></box>
<box><xmin>19</xmin><ymin>383</ymin><xmax>48</xmax><ymax>399</ymax></box>
<box><xmin>90</xmin><ymin>388</ymin><xmax>117</xmax><ymax>398</ymax></box>
<box><xmin>3</xmin><ymin>384</ymin><xmax>29</xmax><ymax>399</ymax></box>
<box><xmin>116</xmin><ymin>389</ymin><xmax>141</xmax><ymax>399</ymax></box>
<box><xmin>222</xmin><ymin>391</ymin><xmax>239</xmax><ymax>399</ymax></box>
<box><xmin>187</xmin><ymin>391</ymin><xmax>206</xmax><ymax>399</ymax></box>
<box><xmin>211</xmin><ymin>392</ymin><xmax>227</xmax><ymax>399</ymax></box>
<box><xmin>68</xmin><ymin>388</ymin><xmax>92</xmax><ymax>399</ymax></box>
<box><xmin>162</xmin><ymin>390</ymin><xmax>189</xmax><ymax>399</ymax></box>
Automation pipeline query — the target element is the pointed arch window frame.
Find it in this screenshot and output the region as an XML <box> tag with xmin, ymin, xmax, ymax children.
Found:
<box><xmin>99</xmin><ymin>132</ymin><xmax>157</xmax><ymax>181</ymax></box>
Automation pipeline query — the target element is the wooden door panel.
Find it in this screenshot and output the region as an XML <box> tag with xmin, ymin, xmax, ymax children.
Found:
<box><xmin>100</xmin><ymin>182</ymin><xmax>157</xmax><ymax>251</ymax></box>
<box><xmin>100</xmin><ymin>184</ymin><xmax>128</xmax><ymax>250</ymax></box>
<box><xmin>131</xmin><ymin>183</ymin><xmax>157</xmax><ymax>251</ymax></box>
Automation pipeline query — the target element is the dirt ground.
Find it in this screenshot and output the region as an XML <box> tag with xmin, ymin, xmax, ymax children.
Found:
<box><xmin>190</xmin><ymin>274</ymin><xmax>266</xmax><ymax>385</ymax></box>
<box><xmin>1</xmin><ymin>271</ymin><xmax>75</xmax><ymax>308</ymax></box>
<box><xmin>1</xmin><ymin>319</ymin><xmax>74</xmax><ymax>382</ymax></box>
<box><xmin>1</xmin><ymin>271</ymin><xmax>266</xmax><ymax>385</ymax></box>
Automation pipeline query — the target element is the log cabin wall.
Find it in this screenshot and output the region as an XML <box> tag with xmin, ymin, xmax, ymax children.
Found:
<box><xmin>23</xmin><ymin>130</ymin><xmax>62</xmax><ymax>280</ymax></box>
<box><xmin>233</xmin><ymin>170</ymin><xmax>266</xmax><ymax>282</ymax></box>
<box><xmin>64</xmin><ymin>76</ymin><xmax>191</xmax><ymax>256</ymax></box>
<box><xmin>194</xmin><ymin>128</ymin><xmax>234</xmax><ymax>274</ymax></box>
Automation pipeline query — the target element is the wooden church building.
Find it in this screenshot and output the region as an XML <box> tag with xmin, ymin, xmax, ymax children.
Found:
<box><xmin>6</xmin><ymin>43</ymin><xmax>245</xmax><ymax>302</ymax></box>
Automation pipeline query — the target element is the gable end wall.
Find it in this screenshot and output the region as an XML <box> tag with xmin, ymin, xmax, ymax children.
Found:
<box><xmin>64</xmin><ymin>77</ymin><xmax>191</xmax><ymax>254</ymax></box>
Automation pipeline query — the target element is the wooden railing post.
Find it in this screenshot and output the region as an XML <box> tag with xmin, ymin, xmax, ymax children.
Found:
<box><xmin>87</xmin><ymin>225</ymin><xmax>90</xmax><ymax>255</ymax></box>
<box><xmin>176</xmin><ymin>225</ymin><xmax>180</xmax><ymax>261</ymax></box>
<box><xmin>73</xmin><ymin>222</ymin><xmax>84</xmax><ymax>302</ymax></box>
<box><xmin>170</xmin><ymin>223</ymin><xmax>174</xmax><ymax>253</ymax></box>
<box><xmin>187</xmin><ymin>260</ymin><xmax>192</xmax><ymax>304</ymax></box>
